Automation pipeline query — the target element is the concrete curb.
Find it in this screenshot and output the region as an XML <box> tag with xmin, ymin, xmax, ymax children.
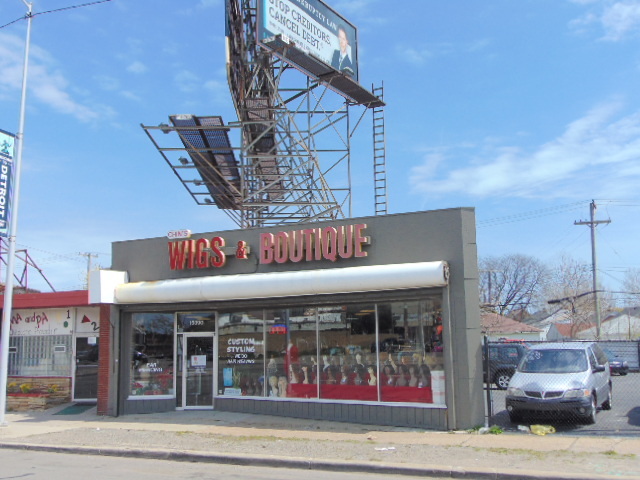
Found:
<box><xmin>1</xmin><ymin>442</ymin><xmax>637</xmax><ymax>480</ymax></box>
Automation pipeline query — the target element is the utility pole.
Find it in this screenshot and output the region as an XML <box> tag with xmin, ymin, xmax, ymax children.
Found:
<box><xmin>574</xmin><ymin>200</ymin><xmax>610</xmax><ymax>340</ymax></box>
<box><xmin>79</xmin><ymin>252</ymin><xmax>99</xmax><ymax>288</ymax></box>
<box><xmin>480</xmin><ymin>269</ymin><xmax>499</xmax><ymax>310</ymax></box>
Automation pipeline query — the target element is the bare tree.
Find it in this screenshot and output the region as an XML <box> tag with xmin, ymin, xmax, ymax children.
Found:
<box><xmin>621</xmin><ymin>267</ymin><xmax>640</xmax><ymax>307</ymax></box>
<box><xmin>544</xmin><ymin>254</ymin><xmax>614</xmax><ymax>337</ymax></box>
<box><xmin>479</xmin><ymin>254</ymin><xmax>549</xmax><ymax>317</ymax></box>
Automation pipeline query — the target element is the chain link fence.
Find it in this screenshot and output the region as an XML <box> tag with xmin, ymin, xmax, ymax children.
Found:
<box><xmin>484</xmin><ymin>339</ymin><xmax>640</xmax><ymax>435</ymax></box>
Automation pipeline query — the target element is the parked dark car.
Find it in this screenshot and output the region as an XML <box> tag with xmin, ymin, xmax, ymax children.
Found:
<box><xmin>484</xmin><ymin>342</ymin><xmax>529</xmax><ymax>390</ymax></box>
<box><xmin>604</xmin><ymin>349</ymin><xmax>629</xmax><ymax>376</ymax></box>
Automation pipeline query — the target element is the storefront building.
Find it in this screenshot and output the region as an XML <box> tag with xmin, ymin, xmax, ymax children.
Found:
<box><xmin>91</xmin><ymin>209</ymin><xmax>484</xmax><ymax>430</ymax></box>
<box><xmin>0</xmin><ymin>290</ymin><xmax>107</xmax><ymax>408</ymax></box>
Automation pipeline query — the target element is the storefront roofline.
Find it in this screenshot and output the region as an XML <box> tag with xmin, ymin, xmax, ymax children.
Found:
<box><xmin>110</xmin><ymin>261</ymin><xmax>449</xmax><ymax>305</ymax></box>
<box><xmin>0</xmin><ymin>290</ymin><xmax>89</xmax><ymax>309</ymax></box>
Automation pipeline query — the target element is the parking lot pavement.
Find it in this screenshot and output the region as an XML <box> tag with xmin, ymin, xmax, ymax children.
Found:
<box><xmin>488</xmin><ymin>373</ymin><xmax>640</xmax><ymax>435</ymax></box>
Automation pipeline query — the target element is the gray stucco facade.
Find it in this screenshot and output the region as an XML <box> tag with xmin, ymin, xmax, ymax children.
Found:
<box><xmin>102</xmin><ymin>208</ymin><xmax>484</xmax><ymax>430</ymax></box>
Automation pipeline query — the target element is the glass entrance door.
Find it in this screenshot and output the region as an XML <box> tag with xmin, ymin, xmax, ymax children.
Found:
<box><xmin>74</xmin><ymin>336</ymin><xmax>99</xmax><ymax>401</ymax></box>
<box><xmin>177</xmin><ymin>334</ymin><xmax>215</xmax><ymax>409</ymax></box>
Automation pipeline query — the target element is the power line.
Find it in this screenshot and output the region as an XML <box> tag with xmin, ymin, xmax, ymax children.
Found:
<box><xmin>0</xmin><ymin>0</ymin><xmax>113</xmax><ymax>30</ymax></box>
<box><xmin>477</xmin><ymin>201</ymin><xmax>587</xmax><ymax>228</ymax></box>
<box><xmin>478</xmin><ymin>199</ymin><xmax>640</xmax><ymax>229</ymax></box>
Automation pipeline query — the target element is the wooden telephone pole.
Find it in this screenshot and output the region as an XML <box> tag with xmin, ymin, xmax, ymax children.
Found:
<box><xmin>574</xmin><ymin>200</ymin><xmax>611</xmax><ymax>339</ymax></box>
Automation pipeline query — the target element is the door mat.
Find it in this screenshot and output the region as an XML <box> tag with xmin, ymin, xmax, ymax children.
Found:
<box><xmin>53</xmin><ymin>404</ymin><xmax>96</xmax><ymax>415</ymax></box>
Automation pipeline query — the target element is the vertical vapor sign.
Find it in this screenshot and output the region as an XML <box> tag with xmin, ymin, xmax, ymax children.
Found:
<box><xmin>0</xmin><ymin>129</ymin><xmax>15</xmax><ymax>238</ymax></box>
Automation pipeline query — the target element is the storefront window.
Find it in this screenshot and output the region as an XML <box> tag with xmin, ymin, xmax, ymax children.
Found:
<box><xmin>215</xmin><ymin>296</ymin><xmax>445</xmax><ymax>405</ymax></box>
<box><xmin>318</xmin><ymin>304</ymin><xmax>377</xmax><ymax>401</ymax></box>
<box><xmin>217</xmin><ymin>310</ymin><xmax>265</xmax><ymax>397</ymax></box>
<box><xmin>266</xmin><ymin>308</ymin><xmax>318</xmax><ymax>399</ymax></box>
<box><xmin>8</xmin><ymin>335</ymin><xmax>72</xmax><ymax>377</ymax></box>
<box><xmin>130</xmin><ymin>313</ymin><xmax>174</xmax><ymax>397</ymax></box>
<box><xmin>263</xmin><ymin>310</ymin><xmax>286</xmax><ymax>397</ymax></box>
<box><xmin>378</xmin><ymin>300</ymin><xmax>444</xmax><ymax>404</ymax></box>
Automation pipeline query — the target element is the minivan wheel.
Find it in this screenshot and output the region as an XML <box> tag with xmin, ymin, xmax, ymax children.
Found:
<box><xmin>494</xmin><ymin>372</ymin><xmax>511</xmax><ymax>390</ymax></box>
<box><xmin>602</xmin><ymin>386</ymin><xmax>613</xmax><ymax>411</ymax></box>
<box><xmin>585</xmin><ymin>396</ymin><xmax>597</xmax><ymax>424</ymax></box>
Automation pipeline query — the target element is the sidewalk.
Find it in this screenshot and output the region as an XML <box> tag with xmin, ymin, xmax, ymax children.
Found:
<box><xmin>1</xmin><ymin>403</ymin><xmax>640</xmax><ymax>479</ymax></box>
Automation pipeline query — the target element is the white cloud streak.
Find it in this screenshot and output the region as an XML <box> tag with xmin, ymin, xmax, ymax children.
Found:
<box><xmin>0</xmin><ymin>32</ymin><xmax>100</xmax><ymax>122</ymax></box>
<box><xmin>410</xmin><ymin>100</ymin><xmax>640</xmax><ymax>200</ymax></box>
<box><xmin>569</xmin><ymin>0</ymin><xmax>640</xmax><ymax>41</ymax></box>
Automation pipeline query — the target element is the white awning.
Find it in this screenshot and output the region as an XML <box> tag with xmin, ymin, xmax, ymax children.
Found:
<box><xmin>106</xmin><ymin>261</ymin><xmax>448</xmax><ymax>305</ymax></box>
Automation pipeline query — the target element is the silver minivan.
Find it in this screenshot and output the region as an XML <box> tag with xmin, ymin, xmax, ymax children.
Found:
<box><xmin>506</xmin><ymin>342</ymin><xmax>612</xmax><ymax>424</ymax></box>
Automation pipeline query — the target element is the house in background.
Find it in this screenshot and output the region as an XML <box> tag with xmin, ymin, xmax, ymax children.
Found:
<box><xmin>481</xmin><ymin>312</ymin><xmax>544</xmax><ymax>341</ymax></box>
<box><xmin>576</xmin><ymin>312</ymin><xmax>640</xmax><ymax>340</ymax></box>
<box><xmin>544</xmin><ymin>321</ymin><xmax>593</xmax><ymax>341</ymax></box>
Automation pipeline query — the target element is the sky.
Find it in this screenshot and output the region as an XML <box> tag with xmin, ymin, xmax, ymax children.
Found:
<box><xmin>0</xmin><ymin>0</ymin><xmax>639</xmax><ymax>302</ymax></box>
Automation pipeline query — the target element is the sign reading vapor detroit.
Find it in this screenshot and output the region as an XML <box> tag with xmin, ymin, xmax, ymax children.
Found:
<box><xmin>0</xmin><ymin>129</ymin><xmax>15</xmax><ymax>237</ymax></box>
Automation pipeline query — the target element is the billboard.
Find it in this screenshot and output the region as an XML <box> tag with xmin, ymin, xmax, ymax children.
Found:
<box><xmin>257</xmin><ymin>0</ymin><xmax>359</xmax><ymax>82</ymax></box>
<box><xmin>0</xmin><ymin>129</ymin><xmax>15</xmax><ymax>238</ymax></box>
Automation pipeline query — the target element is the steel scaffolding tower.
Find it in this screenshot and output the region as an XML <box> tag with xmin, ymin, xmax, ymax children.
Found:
<box><xmin>142</xmin><ymin>0</ymin><xmax>385</xmax><ymax>228</ymax></box>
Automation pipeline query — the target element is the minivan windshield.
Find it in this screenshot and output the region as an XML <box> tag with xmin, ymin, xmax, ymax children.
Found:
<box><xmin>519</xmin><ymin>349</ymin><xmax>588</xmax><ymax>374</ymax></box>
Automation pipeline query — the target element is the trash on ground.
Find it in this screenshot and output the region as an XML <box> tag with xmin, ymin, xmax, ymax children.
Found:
<box><xmin>530</xmin><ymin>425</ymin><xmax>556</xmax><ymax>436</ymax></box>
<box><xmin>374</xmin><ymin>447</ymin><xmax>396</xmax><ymax>451</ymax></box>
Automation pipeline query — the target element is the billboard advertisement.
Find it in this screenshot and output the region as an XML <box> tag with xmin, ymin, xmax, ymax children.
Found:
<box><xmin>0</xmin><ymin>129</ymin><xmax>15</xmax><ymax>238</ymax></box>
<box><xmin>257</xmin><ymin>0</ymin><xmax>359</xmax><ymax>82</ymax></box>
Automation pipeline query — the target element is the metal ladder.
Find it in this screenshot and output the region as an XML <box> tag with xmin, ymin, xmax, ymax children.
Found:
<box><xmin>372</xmin><ymin>83</ymin><xmax>387</xmax><ymax>215</ymax></box>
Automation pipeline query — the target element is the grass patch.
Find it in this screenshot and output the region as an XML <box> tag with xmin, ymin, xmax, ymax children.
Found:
<box><xmin>467</xmin><ymin>425</ymin><xmax>504</xmax><ymax>434</ymax></box>
<box><xmin>603</xmin><ymin>450</ymin><xmax>636</xmax><ymax>459</ymax></box>
<box><xmin>484</xmin><ymin>447</ymin><xmax>545</xmax><ymax>459</ymax></box>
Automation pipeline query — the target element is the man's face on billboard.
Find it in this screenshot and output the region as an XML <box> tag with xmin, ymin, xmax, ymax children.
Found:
<box><xmin>338</xmin><ymin>29</ymin><xmax>348</xmax><ymax>53</ymax></box>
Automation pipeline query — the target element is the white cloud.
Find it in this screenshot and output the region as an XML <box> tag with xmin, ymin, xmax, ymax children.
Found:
<box><xmin>127</xmin><ymin>61</ymin><xmax>147</xmax><ymax>74</ymax></box>
<box><xmin>400</xmin><ymin>46</ymin><xmax>433</xmax><ymax>65</ymax></box>
<box><xmin>94</xmin><ymin>75</ymin><xmax>120</xmax><ymax>91</ymax></box>
<box><xmin>601</xmin><ymin>1</ymin><xmax>640</xmax><ymax>40</ymax></box>
<box><xmin>395</xmin><ymin>43</ymin><xmax>455</xmax><ymax>66</ymax></box>
<box><xmin>410</xmin><ymin>100</ymin><xmax>640</xmax><ymax>200</ymax></box>
<box><xmin>0</xmin><ymin>32</ymin><xmax>100</xmax><ymax>122</ymax></box>
<box><xmin>569</xmin><ymin>0</ymin><xmax>640</xmax><ymax>41</ymax></box>
<box><xmin>0</xmin><ymin>33</ymin><xmax>30</xmax><ymax>94</ymax></box>
<box><xmin>120</xmin><ymin>90</ymin><xmax>141</xmax><ymax>102</ymax></box>
<box><xmin>174</xmin><ymin>70</ymin><xmax>200</xmax><ymax>93</ymax></box>
<box><xmin>30</xmin><ymin>66</ymin><xmax>100</xmax><ymax>122</ymax></box>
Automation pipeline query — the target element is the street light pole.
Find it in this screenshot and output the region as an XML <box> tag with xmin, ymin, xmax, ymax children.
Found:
<box><xmin>0</xmin><ymin>0</ymin><xmax>33</xmax><ymax>426</ymax></box>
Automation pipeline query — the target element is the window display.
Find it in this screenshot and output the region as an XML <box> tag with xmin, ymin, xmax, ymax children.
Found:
<box><xmin>275</xmin><ymin>307</ymin><xmax>319</xmax><ymax>398</ymax></box>
<box><xmin>217</xmin><ymin>310</ymin><xmax>265</xmax><ymax>397</ymax></box>
<box><xmin>378</xmin><ymin>301</ymin><xmax>443</xmax><ymax>403</ymax></box>
<box><xmin>215</xmin><ymin>296</ymin><xmax>445</xmax><ymax>405</ymax></box>
<box><xmin>130</xmin><ymin>313</ymin><xmax>174</xmax><ymax>397</ymax></box>
<box><xmin>318</xmin><ymin>304</ymin><xmax>377</xmax><ymax>401</ymax></box>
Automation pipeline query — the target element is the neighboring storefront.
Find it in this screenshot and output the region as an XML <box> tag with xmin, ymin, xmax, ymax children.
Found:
<box><xmin>0</xmin><ymin>291</ymin><xmax>105</xmax><ymax>408</ymax></box>
<box><xmin>91</xmin><ymin>208</ymin><xmax>484</xmax><ymax>429</ymax></box>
